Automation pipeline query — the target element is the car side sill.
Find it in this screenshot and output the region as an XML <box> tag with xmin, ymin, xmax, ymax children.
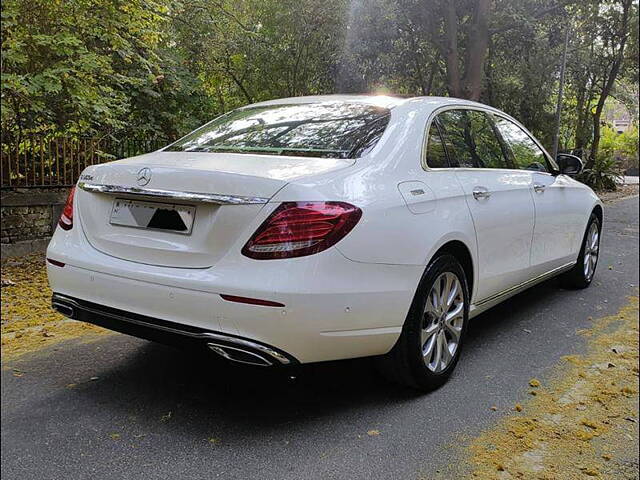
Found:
<box><xmin>469</xmin><ymin>261</ymin><xmax>576</xmax><ymax>319</ymax></box>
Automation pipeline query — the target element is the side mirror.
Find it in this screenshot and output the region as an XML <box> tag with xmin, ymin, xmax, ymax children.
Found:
<box><xmin>557</xmin><ymin>154</ymin><xmax>584</xmax><ymax>176</ymax></box>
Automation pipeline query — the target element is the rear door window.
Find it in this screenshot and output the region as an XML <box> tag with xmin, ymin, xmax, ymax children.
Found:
<box><xmin>436</xmin><ymin>109</ymin><xmax>509</xmax><ymax>169</ymax></box>
<box><xmin>165</xmin><ymin>103</ymin><xmax>390</xmax><ymax>159</ymax></box>
<box><xmin>424</xmin><ymin>121</ymin><xmax>450</xmax><ymax>168</ymax></box>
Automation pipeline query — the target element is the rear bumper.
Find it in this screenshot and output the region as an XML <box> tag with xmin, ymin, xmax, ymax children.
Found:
<box><xmin>47</xmin><ymin>225</ymin><xmax>424</xmax><ymax>363</ymax></box>
<box><xmin>52</xmin><ymin>293</ymin><xmax>297</xmax><ymax>366</ymax></box>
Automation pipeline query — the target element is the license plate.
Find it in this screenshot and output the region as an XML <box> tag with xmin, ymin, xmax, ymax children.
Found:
<box><xmin>110</xmin><ymin>198</ymin><xmax>196</xmax><ymax>235</ymax></box>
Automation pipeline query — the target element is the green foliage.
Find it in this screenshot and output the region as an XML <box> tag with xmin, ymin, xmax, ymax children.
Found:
<box><xmin>168</xmin><ymin>0</ymin><xmax>346</xmax><ymax>104</ymax></box>
<box><xmin>1</xmin><ymin>0</ymin><xmax>349</xmax><ymax>139</ymax></box>
<box><xmin>580</xmin><ymin>124</ymin><xmax>639</xmax><ymax>191</ymax></box>
<box><xmin>1</xmin><ymin>0</ymin><xmax>173</xmax><ymax>137</ymax></box>
<box><xmin>579</xmin><ymin>160</ymin><xmax>622</xmax><ymax>192</ymax></box>
<box><xmin>1</xmin><ymin>0</ymin><xmax>638</xmax><ymax>157</ymax></box>
<box><xmin>617</xmin><ymin>126</ymin><xmax>640</xmax><ymax>166</ymax></box>
<box><xmin>482</xmin><ymin>2</ymin><xmax>564</xmax><ymax>146</ymax></box>
<box><xmin>599</xmin><ymin>124</ymin><xmax>640</xmax><ymax>170</ymax></box>
<box><xmin>579</xmin><ymin>155</ymin><xmax>623</xmax><ymax>192</ymax></box>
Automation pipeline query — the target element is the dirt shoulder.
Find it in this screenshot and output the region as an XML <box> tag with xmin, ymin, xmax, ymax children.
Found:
<box><xmin>436</xmin><ymin>296</ymin><xmax>639</xmax><ymax>479</ymax></box>
<box><xmin>1</xmin><ymin>253</ymin><xmax>108</xmax><ymax>361</ymax></box>
<box><xmin>600</xmin><ymin>183</ymin><xmax>639</xmax><ymax>204</ymax></box>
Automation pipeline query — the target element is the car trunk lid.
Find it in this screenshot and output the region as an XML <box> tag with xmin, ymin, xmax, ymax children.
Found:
<box><xmin>76</xmin><ymin>151</ymin><xmax>352</xmax><ymax>268</ymax></box>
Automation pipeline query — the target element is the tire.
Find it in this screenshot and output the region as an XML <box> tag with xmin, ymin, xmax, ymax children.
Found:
<box><xmin>561</xmin><ymin>213</ymin><xmax>601</xmax><ymax>289</ymax></box>
<box><xmin>376</xmin><ymin>254</ymin><xmax>470</xmax><ymax>391</ymax></box>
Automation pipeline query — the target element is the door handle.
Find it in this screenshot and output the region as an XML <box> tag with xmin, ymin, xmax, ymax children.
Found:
<box><xmin>472</xmin><ymin>187</ymin><xmax>491</xmax><ymax>200</ymax></box>
<box><xmin>533</xmin><ymin>183</ymin><xmax>546</xmax><ymax>193</ymax></box>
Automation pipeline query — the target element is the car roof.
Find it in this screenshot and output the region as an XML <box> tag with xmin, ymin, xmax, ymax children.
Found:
<box><xmin>246</xmin><ymin>94</ymin><xmax>408</xmax><ymax>109</ymax></box>
<box><xmin>246</xmin><ymin>94</ymin><xmax>500</xmax><ymax>112</ymax></box>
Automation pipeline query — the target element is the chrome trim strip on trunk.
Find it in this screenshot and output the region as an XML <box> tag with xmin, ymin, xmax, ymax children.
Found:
<box><xmin>77</xmin><ymin>182</ymin><xmax>269</xmax><ymax>205</ymax></box>
<box><xmin>51</xmin><ymin>294</ymin><xmax>291</xmax><ymax>365</ymax></box>
<box><xmin>474</xmin><ymin>261</ymin><xmax>576</xmax><ymax>307</ymax></box>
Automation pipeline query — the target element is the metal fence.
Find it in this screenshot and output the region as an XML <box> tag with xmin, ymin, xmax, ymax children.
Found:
<box><xmin>1</xmin><ymin>135</ymin><xmax>172</xmax><ymax>189</ymax></box>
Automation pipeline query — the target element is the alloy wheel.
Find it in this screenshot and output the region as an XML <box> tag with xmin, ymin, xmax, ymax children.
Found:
<box><xmin>583</xmin><ymin>222</ymin><xmax>599</xmax><ymax>281</ymax></box>
<box><xmin>421</xmin><ymin>272</ymin><xmax>465</xmax><ymax>373</ymax></box>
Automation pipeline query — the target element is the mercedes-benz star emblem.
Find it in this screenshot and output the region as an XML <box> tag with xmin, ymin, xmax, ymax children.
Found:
<box><xmin>136</xmin><ymin>167</ymin><xmax>152</xmax><ymax>186</ymax></box>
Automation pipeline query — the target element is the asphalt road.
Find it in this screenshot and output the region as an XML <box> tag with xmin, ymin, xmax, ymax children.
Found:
<box><xmin>2</xmin><ymin>196</ymin><xmax>638</xmax><ymax>480</ymax></box>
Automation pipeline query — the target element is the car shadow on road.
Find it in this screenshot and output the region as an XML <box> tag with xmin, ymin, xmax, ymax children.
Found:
<box><xmin>466</xmin><ymin>277</ymin><xmax>562</xmax><ymax>341</ymax></box>
<box><xmin>46</xmin><ymin>276</ymin><xmax>566</xmax><ymax>441</ymax></box>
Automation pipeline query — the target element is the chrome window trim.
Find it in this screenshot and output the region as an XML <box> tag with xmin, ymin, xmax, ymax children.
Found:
<box><xmin>420</xmin><ymin>104</ymin><xmax>558</xmax><ymax>173</ymax></box>
<box><xmin>78</xmin><ymin>182</ymin><xmax>269</xmax><ymax>205</ymax></box>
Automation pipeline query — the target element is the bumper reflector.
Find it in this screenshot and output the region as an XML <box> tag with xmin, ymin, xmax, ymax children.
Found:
<box><xmin>47</xmin><ymin>258</ymin><xmax>66</xmax><ymax>267</ymax></box>
<box><xmin>219</xmin><ymin>294</ymin><xmax>285</xmax><ymax>308</ymax></box>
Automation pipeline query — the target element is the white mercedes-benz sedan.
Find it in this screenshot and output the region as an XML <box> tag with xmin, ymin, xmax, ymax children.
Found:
<box><xmin>47</xmin><ymin>95</ymin><xmax>602</xmax><ymax>390</ymax></box>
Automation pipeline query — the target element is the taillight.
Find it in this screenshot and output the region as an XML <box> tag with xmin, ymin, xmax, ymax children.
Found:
<box><xmin>58</xmin><ymin>186</ymin><xmax>76</xmax><ymax>230</ymax></box>
<box><xmin>242</xmin><ymin>201</ymin><xmax>362</xmax><ymax>260</ymax></box>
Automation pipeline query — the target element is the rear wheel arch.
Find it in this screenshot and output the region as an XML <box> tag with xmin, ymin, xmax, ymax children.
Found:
<box><xmin>431</xmin><ymin>240</ymin><xmax>474</xmax><ymax>301</ymax></box>
<box><xmin>378</xmin><ymin>252</ymin><xmax>471</xmax><ymax>390</ymax></box>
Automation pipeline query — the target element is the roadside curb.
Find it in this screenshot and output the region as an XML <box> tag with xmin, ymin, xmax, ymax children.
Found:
<box><xmin>604</xmin><ymin>194</ymin><xmax>640</xmax><ymax>205</ymax></box>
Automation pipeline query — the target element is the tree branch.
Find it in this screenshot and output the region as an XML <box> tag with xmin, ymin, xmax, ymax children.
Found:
<box><xmin>489</xmin><ymin>0</ymin><xmax>579</xmax><ymax>36</ymax></box>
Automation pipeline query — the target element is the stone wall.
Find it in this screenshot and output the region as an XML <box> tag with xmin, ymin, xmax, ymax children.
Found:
<box><xmin>1</xmin><ymin>188</ymin><xmax>70</xmax><ymax>258</ymax></box>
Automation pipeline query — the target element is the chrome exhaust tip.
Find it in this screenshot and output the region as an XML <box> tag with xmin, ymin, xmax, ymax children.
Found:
<box><xmin>207</xmin><ymin>342</ymin><xmax>273</xmax><ymax>367</ymax></box>
<box><xmin>52</xmin><ymin>301</ymin><xmax>74</xmax><ymax>318</ymax></box>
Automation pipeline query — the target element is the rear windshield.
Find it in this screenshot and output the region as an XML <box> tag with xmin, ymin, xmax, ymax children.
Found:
<box><xmin>164</xmin><ymin>103</ymin><xmax>390</xmax><ymax>159</ymax></box>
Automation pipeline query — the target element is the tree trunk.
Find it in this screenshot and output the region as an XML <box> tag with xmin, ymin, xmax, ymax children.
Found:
<box><xmin>485</xmin><ymin>36</ymin><xmax>495</xmax><ymax>105</ymax></box>
<box><xmin>408</xmin><ymin>35</ymin><xmax>428</xmax><ymax>95</ymax></box>
<box><xmin>443</xmin><ymin>1</ymin><xmax>462</xmax><ymax>97</ymax></box>
<box><xmin>225</xmin><ymin>66</ymin><xmax>254</xmax><ymax>104</ymax></box>
<box><xmin>425</xmin><ymin>59</ymin><xmax>437</xmax><ymax>96</ymax></box>
<box><xmin>574</xmin><ymin>78</ymin><xmax>587</xmax><ymax>150</ymax></box>
<box><xmin>462</xmin><ymin>0</ymin><xmax>490</xmax><ymax>101</ymax></box>
<box><xmin>590</xmin><ymin>108</ymin><xmax>602</xmax><ymax>168</ymax></box>
<box><xmin>586</xmin><ymin>0</ymin><xmax>632</xmax><ymax>169</ymax></box>
<box><xmin>440</xmin><ymin>0</ymin><xmax>491</xmax><ymax>100</ymax></box>
<box><xmin>575</xmin><ymin>39</ymin><xmax>596</xmax><ymax>153</ymax></box>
